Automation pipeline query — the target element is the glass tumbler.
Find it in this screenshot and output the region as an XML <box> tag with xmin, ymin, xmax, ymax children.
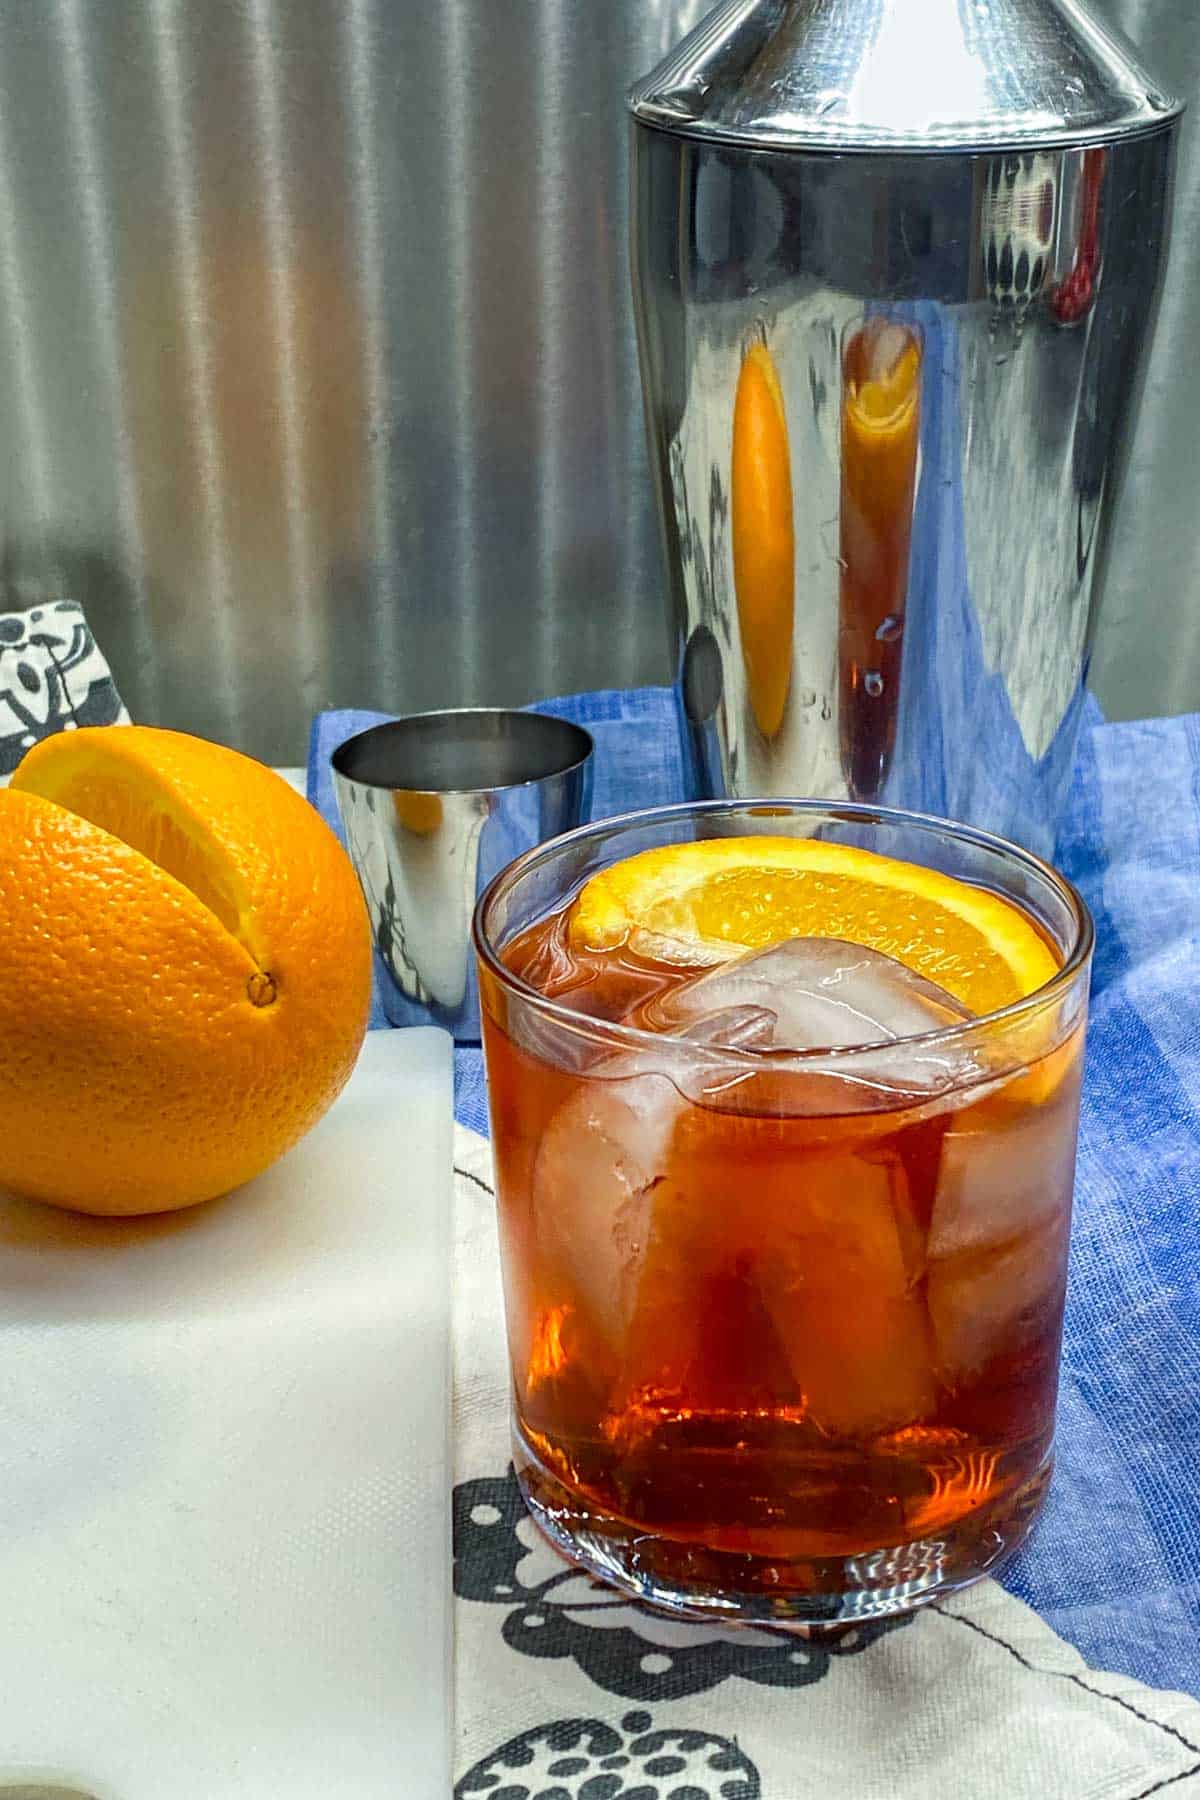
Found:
<box><xmin>475</xmin><ymin>800</ymin><xmax>1092</xmax><ymax>1625</ymax></box>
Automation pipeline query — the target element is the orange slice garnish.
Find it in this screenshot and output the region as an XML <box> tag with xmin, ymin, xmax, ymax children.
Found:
<box><xmin>570</xmin><ymin>836</ymin><xmax>1058</xmax><ymax>1016</ymax></box>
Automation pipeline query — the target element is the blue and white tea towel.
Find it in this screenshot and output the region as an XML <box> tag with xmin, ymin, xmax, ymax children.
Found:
<box><xmin>0</xmin><ymin>600</ymin><xmax>128</xmax><ymax>773</ymax></box>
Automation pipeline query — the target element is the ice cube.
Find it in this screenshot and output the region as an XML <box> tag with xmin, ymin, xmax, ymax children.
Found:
<box><xmin>673</xmin><ymin>1005</ymin><xmax>778</xmax><ymax>1052</ymax></box>
<box><xmin>927</xmin><ymin>1217</ymin><xmax>1070</xmax><ymax>1386</ymax></box>
<box><xmin>529</xmin><ymin>1007</ymin><xmax>773</xmax><ymax>1354</ymax></box>
<box><xmin>606</xmin><ymin>1169</ymin><xmax>753</xmax><ymax>1424</ymax></box>
<box><xmin>653</xmin><ymin>937</ymin><xmax>972</xmax><ymax>1051</ymax></box>
<box><xmin>926</xmin><ymin>1088</ymin><xmax>1077</xmax><ymax>1385</ymax></box>
<box><xmin>531</xmin><ymin>1060</ymin><xmax>680</xmax><ymax>1354</ymax></box>
<box><xmin>529</xmin><ymin>951</ymin><xmax>967</xmax><ymax>1427</ymax></box>
<box><xmin>927</xmin><ymin>1102</ymin><xmax>1078</xmax><ymax>1262</ymax></box>
<box><xmin>750</xmin><ymin>1147</ymin><xmax>937</xmax><ymax>1436</ymax></box>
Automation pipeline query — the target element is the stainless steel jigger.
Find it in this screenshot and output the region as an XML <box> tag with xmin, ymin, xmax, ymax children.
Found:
<box><xmin>331</xmin><ymin>709</ymin><xmax>593</xmax><ymax>1040</ymax></box>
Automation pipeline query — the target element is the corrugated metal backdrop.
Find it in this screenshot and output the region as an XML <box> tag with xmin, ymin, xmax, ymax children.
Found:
<box><xmin>0</xmin><ymin>0</ymin><xmax>1189</xmax><ymax>761</ymax></box>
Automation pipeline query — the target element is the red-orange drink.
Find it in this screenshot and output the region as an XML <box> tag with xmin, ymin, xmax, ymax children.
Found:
<box><xmin>477</xmin><ymin>803</ymin><xmax>1092</xmax><ymax>1625</ymax></box>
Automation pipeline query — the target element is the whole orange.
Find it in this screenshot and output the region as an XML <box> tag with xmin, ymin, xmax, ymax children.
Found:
<box><xmin>0</xmin><ymin>726</ymin><xmax>372</xmax><ymax>1215</ymax></box>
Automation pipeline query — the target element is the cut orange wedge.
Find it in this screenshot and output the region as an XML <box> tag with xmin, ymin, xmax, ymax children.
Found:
<box><xmin>570</xmin><ymin>836</ymin><xmax>1058</xmax><ymax>1016</ymax></box>
<box><xmin>2</xmin><ymin>724</ymin><xmax>371</xmax><ymax>1213</ymax></box>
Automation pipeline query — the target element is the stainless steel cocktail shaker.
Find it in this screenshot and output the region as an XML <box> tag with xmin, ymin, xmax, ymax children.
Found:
<box><xmin>629</xmin><ymin>0</ymin><xmax>1180</xmax><ymax>855</ymax></box>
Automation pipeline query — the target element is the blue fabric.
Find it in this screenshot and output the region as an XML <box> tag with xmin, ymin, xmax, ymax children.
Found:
<box><xmin>310</xmin><ymin>687</ymin><xmax>1200</xmax><ymax>1699</ymax></box>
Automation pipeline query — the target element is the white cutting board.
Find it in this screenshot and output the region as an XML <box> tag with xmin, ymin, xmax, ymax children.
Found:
<box><xmin>0</xmin><ymin>1027</ymin><xmax>453</xmax><ymax>1800</ymax></box>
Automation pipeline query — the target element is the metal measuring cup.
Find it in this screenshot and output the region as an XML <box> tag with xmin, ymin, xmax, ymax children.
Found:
<box><xmin>331</xmin><ymin>708</ymin><xmax>593</xmax><ymax>1040</ymax></box>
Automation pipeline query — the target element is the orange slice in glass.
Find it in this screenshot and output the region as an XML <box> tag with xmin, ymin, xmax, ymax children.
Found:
<box><xmin>570</xmin><ymin>836</ymin><xmax>1058</xmax><ymax>1016</ymax></box>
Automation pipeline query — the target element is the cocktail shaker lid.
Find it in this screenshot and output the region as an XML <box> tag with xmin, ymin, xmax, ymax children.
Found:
<box><xmin>628</xmin><ymin>0</ymin><xmax>1181</xmax><ymax>153</ymax></box>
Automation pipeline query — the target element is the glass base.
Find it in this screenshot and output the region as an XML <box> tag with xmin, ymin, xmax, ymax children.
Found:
<box><xmin>514</xmin><ymin>1431</ymin><xmax>1051</xmax><ymax>1629</ymax></box>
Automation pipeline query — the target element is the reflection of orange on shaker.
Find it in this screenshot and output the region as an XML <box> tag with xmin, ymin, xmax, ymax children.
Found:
<box><xmin>731</xmin><ymin>340</ymin><xmax>795</xmax><ymax>741</ymax></box>
<box><xmin>844</xmin><ymin>318</ymin><xmax>921</xmax><ymax>451</ymax></box>
<box><xmin>839</xmin><ymin>317</ymin><xmax>922</xmax><ymax>799</ymax></box>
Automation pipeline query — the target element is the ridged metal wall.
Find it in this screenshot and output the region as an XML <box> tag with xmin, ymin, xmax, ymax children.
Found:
<box><xmin>0</xmin><ymin>0</ymin><xmax>1187</xmax><ymax>761</ymax></box>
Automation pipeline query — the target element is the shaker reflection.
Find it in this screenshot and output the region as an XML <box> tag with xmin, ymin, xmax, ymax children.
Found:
<box><xmin>839</xmin><ymin>316</ymin><xmax>921</xmax><ymax>800</ymax></box>
<box><xmin>732</xmin><ymin>337</ymin><xmax>794</xmax><ymax>741</ymax></box>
